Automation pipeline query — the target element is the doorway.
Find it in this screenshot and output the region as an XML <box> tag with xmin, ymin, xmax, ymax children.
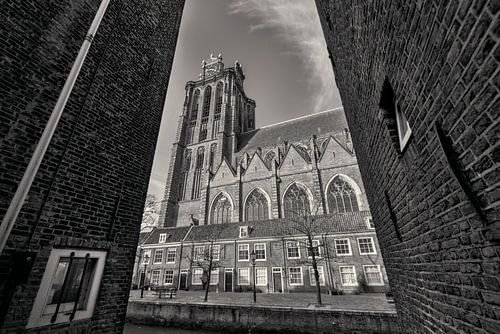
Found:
<box><xmin>224</xmin><ymin>268</ymin><xmax>233</xmax><ymax>292</ymax></box>
<box><xmin>179</xmin><ymin>269</ymin><xmax>188</xmax><ymax>290</ymax></box>
<box><xmin>272</xmin><ymin>267</ymin><xmax>283</xmax><ymax>293</ymax></box>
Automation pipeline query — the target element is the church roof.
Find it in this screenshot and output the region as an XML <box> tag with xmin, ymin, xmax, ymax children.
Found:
<box><xmin>237</xmin><ymin>108</ymin><xmax>347</xmax><ymax>152</ymax></box>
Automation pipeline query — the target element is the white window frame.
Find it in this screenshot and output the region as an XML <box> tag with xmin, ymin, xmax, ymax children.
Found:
<box><xmin>142</xmin><ymin>250</ymin><xmax>152</xmax><ymax>264</ymax></box>
<box><xmin>357</xmin><ymin>237</ymin><xmax>377</xmax><ymax>255</ymax></box>
<box><xmin>238</xmin><ymin>268</ymin><xmax>250</xmax><ymax>285</ymax></box>
<box><xmin>193</xmin><ymin>245</ymin><xmax>205</xmax><ymax>261</ymax></box>
<box><xmin>309</xmin><ymin>266</ymin><xmax>325</xmax><ymax>286</ymax></box>
<box><xmin>254</xmin><ymin>243</ymin><xmax>266</xmax><ymax>261</ymax></box>
<box><xmin>363</xmin><ymin>265</ymin><xmax>384</xmax><ymax>286</ymax></box>
<box><xmin>192</xmin><ymin>268</ymin><xmax>203</xmax><ymax>285</ymax></box>
<box><xmin>159</xmin><ymin>233</ymin><xmax>167</xmax><ymax>243</ymax></box>
<box><xmin>151</xmin><ymin>269</ymin><xmax>161</xmax><ymax>285</ymax></box>
<box><xmin>238</xmin><ymin>244</ymin><xmax>249</xmax><ymax>261</ymax></box>
<box><xmin>286</xmin><ymin>241</ymin><xmax>300</xmax><ymax>259</ymax></box>
<box><xmin>239</xmin><ymin>226</ymin><xmax>248</xmax><ymax>238</ymax></box>
<box><xmin>365</xmin><ymin>216</ymin><xmax>375</xmax><ymax>229</ymax></box>
<box><xmin>255</xmin><ymin>267</ymin><xmax>268</xmax><ymax>286</ymax></box>
<box><xmin>288</xmin><ymin>267</ymin><xmax>303</xmax><ymax>286</ymax></box>
<box><xmin>334</xmin><ymin>238</ymin><xmax>352</xmax><ymax>256</ymax></box>
<box><xmin>164</xmin><ymin>270</ymin><xmax>174</xmax><ymax>285</ymax></box>
<box><xmin>27</xmin><ymin>248</ymin><xmax>107</xmax><ymax>328</ymax></box>
<box><xmin>339</xmin><ymin>265</ymin><xmax>358</xmax><ymax>286</ymax></box>
<box><xmin>166</xmin><ymin>248</ymin><xmax>176</xmax><ymax>263</ymax></box>
<box><xmin>211</xmin><ymin>245</ymin><xmax>220</xmax><ymax>261</ymax></box>
<box><xmin>209</xmin><ymin>268</ymin><xmax>219</xmax><ymax>285</ymax></box>
<box><xmin>307</xmin><ymin>240</ymin><xmax>321</xmax><ymax>258</ymax></box>
<box><xmin>396</xmin><ymin>105</ymin><xmax>412</xmax><ymax>151</ymax></box>
<box><xmin>153</xmin><ymin>249</ymin><xmax>164</xmax><ymax>264</ymax></box>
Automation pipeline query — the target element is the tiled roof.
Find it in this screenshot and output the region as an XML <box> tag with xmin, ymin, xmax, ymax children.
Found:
<box><xmin>143</xmin><ymin>226</ymin><xmax>191</xmax><ymax>244</ymax></box>
<box><xmin>183</xmin><ymin>211</ymin><xmax>371</xmax><ymax>242</ymax></box>
<box><xmin>237</xmin><ymin>109</ymin><xmax>348</xmax><ymax>152</ymax></box>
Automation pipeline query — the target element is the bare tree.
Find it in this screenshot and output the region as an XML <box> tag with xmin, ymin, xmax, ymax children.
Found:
<box><xmin>142</xmin><ymin>194</ymin><xmax>160</xmax><ymax>228</ymax></box>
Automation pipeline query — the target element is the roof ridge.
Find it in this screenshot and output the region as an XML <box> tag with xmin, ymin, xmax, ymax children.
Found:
<box><xmin>258</xmin><ymin>107</ymin><xmax>344</xmax><ymax>129</ymax></box>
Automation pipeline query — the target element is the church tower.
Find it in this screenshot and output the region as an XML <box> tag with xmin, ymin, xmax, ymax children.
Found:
<box><xmin>160</xmin><ymin>54</ymin><xmax>256</xmax><ymax>227</ymax></box>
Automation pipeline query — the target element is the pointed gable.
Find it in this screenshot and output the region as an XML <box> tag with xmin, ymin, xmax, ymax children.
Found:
<box><xmin>242</xmin><ymin>151</ymin><xmax>271</xmax><ymax>181</ymax></box>
<box><xmin>318</xmin><ymin>135</ymin><xmax>356</xmax><ymax>168</ymax></box>
<box><xmin>211</xmin><ymin>157</ymin><xmax>237</xmax><ymax>187</ymax></box>
<box><xmin>279</xmin><ymin>144</ymin><xmax>311</xmax><ymax>174</ymax></box>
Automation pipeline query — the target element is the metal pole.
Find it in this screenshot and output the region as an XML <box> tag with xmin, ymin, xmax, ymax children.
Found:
<box><xmin>0</xmin><ymin>0</ymin><xmax>112</xmax><ymax>255</ymax></box>
<box><xmin>141</xmin><ymin>263</ymin><xmax>147</xmax><ymax>298</ymax></box>
<box><xmin>253</xmin><ymin>261</ymin><xmax>256</xmax><ymax>303</ymax></box>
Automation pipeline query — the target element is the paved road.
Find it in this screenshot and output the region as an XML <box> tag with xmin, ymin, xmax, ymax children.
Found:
<box><xmin>124</xmin><ymin>323</ymin><xmax>222</xmax><ymax>334</ymax></box>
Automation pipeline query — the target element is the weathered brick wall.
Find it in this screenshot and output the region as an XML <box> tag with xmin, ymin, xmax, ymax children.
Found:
<box><xmin>0</xmin><ymin>0</ymin><xmax>184</xmax><ymax>332</ymax></box>
<box><xmin>316</xmin><ymin>1</ymin><xmax>500</xmax><ymax>333</ymax></box>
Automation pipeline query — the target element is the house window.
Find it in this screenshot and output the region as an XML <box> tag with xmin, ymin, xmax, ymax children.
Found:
<box><xmin>307</xmin><ymin>240</ymin><xmax>321</xmax><ymax>258</ymax></box>
<box><xmin>339</xmin><ymin>266</ymin><xmax>357</xmax><ymax>286</ymax></box>
<box><xmin>366</xmin><ymin>217</ymin><xmax>375</xmax><ymax>229</ymax></box>
<box><xmin>245</xmin><ymin>189</ymin><xmax>270</xmax><ymax>221</ymax></box>
<box><xmin>363</xmin><ymin>265</ymin><xmax>384</xmax><ymax>286</ymax></box>
<box><xmin>288</xmin><ymin>267</ymin><xmax>303</xmax><ymax>285</ymax></box>
<box><xmin>286</xmin><ymin>241</ymin><xmax>300</xmax><ymax>259</ymax></box>
<box><xmin>159</xmin><ymin>233</ymin><xmax>167</xmax><ymax>243</ymax></box>
<box><xmin>166</xmin><ymin>249</ymin><xmax>176</xmax><ymax>263</ymax></box>
<box><xmin>283</xmin><ymin>183</ymin><xmax>311</xmax><ymax>218</ymax></box>
<box><xmin>210</xmin><ymin>269</ymin><xmax>219</xmax><ymax>285</ymax></box>
<box><xmin>239</xmin><ymin>226</ymin><xmax>248</xmax><ymax>238</ymax></box>
<box><xmin>396</xmin><ymin>106</ymin><xmax>412</xmax><ymax>151</ymax></box>
<box><xmin>142</xmin><ymin>250</ymin><xmax>151</xmax><ymax>264</ymax></box>
<box><xmin>194</xmin><ymin>246</ymin><xmax>205</xmax><ymax>261</ymax></box>
<box><xmin>358</xmin><ymin>237</ymin><xmax>376</xmax><ymax>255</ymax></box>
<box><xmin>210</xmin><ymin>193</ymin><xmax>232</xmax><ymax>224</ymax></box>
<box><xmin>211</xmin><ymin>245</ymin><xmax>220</xmax><ymax>261</ymax></box>
<box><xmin>164</xmin><ymin>270</ymin><xmax>174</xmax><ymax>285</ymax></box>
<box><xmin>151</xmin><ymin>270</ymin><xmax>161</xmax><ymax>286</ymax></box>
<box><xmin>327</xmin><ymin>177</ymin><xmax>359</xmax><ymax>213</ymax></box>
<box><xmin>153</xmin><ymin>249</ymin><xmax>164</xmax><ymax>264</ymax></box>
<box><xmin>238</xmin><ymin>244</ymin><xmax>249</xmax><ymax>261</ymax></box>
<box><xmin>238</xmin><ymin>268</ymin><xmax>250</xmax><ymax>285</ymax></box>
<box><xmin>334</xmin><ymin>239</ymin><xmax>352</xmax><ymax>256</ymax></box>
<box><xmin>309</xmin><ymin>266</ymin><xmax>325</xmax><ymax>286</ymax></box>
<box><xmin>254</xmin><ymin>243</ymin><xmax>266</xmax><ymax>261</ymax></box>
<box><xmin>27</xmin><ymin>249</ymin><xmax>107</xmax><ymax>328</ymax></box>
<box><xmin>192</xmin><ymin>268</ymin><xmax>203</xmax><ymax>285</ymax></box>
<box><xmin>255</xmin><ymin>268</ymin><xmax>267</xmax><ymax>286</ymax></box>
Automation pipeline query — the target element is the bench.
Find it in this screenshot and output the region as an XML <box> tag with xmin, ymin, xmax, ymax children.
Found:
<box><xmin>151</xmin><ymin>286</ymin><xmax>177</xmax><ymax>299</ymax></box>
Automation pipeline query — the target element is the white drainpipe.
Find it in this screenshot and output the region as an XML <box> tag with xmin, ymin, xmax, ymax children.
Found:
<box><xmin>0</xmin><ymin>0</ymin><xmax>112</xmax><ymax>254</ymax></box>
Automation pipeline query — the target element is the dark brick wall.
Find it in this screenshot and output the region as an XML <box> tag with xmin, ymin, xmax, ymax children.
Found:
<box><xmin>0</xmin><ymin>0</ymin><xmax>184</xmax><ymax>332</ymax></box>
<box><xmin>316</xmin><ymin>1</ymin><xmax>500</xmax><ymax>333</ymax></box>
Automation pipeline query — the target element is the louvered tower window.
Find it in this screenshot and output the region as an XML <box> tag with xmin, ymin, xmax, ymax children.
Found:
<box><xmin>209</xmin><ymin>143</ymin><xmax>216</xmax><ymax>171</ymax></box>
<box><xmin>327</xmin><ymin>177</ymin><xmax>359</xmax><ymax>213</ymax></box>
<box><xmin>199</xmin><ymin>86</ymin><xmax>212</xmax><ymax>141</ymax></box>
<box><xmin>283</xmin><ymin>183</ymin><xmax>311</xmax><ymax>218</ymax></box>
<box><xmin>179</xmin><ymin>149</ymin><xmax>191</xmax><ymax>200</ymax></box>
<box><xmin>187</xmin><ymin>90</ymin><xmax>200</xmax><ymax>144</ymax></box>
<box><xmin>191</xmin><ymin>146</ymin><xmax>204</xmax><ymax>199</ymax></box>
<box><xmin>212</xmin><ymin>82</ymin><xmax>223</xmax><ymax>139</ymax></box>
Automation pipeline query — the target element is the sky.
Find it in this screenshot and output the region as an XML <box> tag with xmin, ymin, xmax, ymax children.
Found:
<box><xmin>147</xmin><ymin>0</ymin><xmax>343</xmax><ymax>199</ymax></box>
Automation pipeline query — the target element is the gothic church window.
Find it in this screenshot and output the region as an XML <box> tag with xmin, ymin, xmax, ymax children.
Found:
<box><xmin>179</xmin><ymin>149</ymin><xmax>191</xmax><ymax>200</ymax></box>
<box><xmin>187</xmin><ymin>90</ymin><xmax>200</xmax><ymax>144</ymax></box>
<box><xmin>283</xmin><ymin>183</ymin><xmax>311</xmax><ymax>218</ymax></box>
<box><xmin>212</xmin><ymin>82</ymin><xmax>223</xmax><ymax>139</ymax></box>
<box><xmin>327</xmin><ymin>177</ymin><xmax>359</xmax><ymax>213</ymax></box>
<box><xmin>210</xmin><ymin>193</ymin><xmax>232</xmax><ymax>224</ymax></box>
<box><xmin>245</xmin><ymin>189</ymin><xmax>270</xmax><ymax>222</ymax></box>
<box><xmin>199</xmin><ymin>86</ymin><xmax>212</xmax><ymax>141</ymax></box>
<box><xmin>209</xmin><ymin>143</ymin><xmax>216</xmax><ymax>171</ymax></box>
<box><xmin>191</xmin><ymin>147</ymin><xmax>204</xmax><ymax>199</ymax></box>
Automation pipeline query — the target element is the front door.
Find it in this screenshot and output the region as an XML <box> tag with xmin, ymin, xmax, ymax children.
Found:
<box><xmin>224</xmin><ymin>269</ymin><xmax>233</xmax><ymax>292</ymax></box>
<box><xmin>272</xmin><ymin>268</ymin><xmax>282</xmax><ymax>293</ymax></box>
<box><xmin>179</xmin><ymin>271</ymin><xmax>188</xmax><ymax>290</ymax></box>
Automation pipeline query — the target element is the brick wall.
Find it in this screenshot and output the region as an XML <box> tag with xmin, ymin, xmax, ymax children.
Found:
<box><xmin>0</xmin><ymin>1</ymin><xmax>184</xmax><ymax>332</ymax></box>
<box><xmin>316</xmin><ymin>1</ymin><xmax>500</xmax><ymax>333</ymax></box>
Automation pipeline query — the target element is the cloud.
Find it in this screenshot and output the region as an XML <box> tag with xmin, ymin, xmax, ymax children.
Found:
<box><xmin>228</xmin><ymin>0</ymin><xmax>339</xmax><ymax>113</ymax></box>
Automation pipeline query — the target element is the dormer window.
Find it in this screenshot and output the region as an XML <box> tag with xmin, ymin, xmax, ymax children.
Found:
<box><xmin>159</xmin><ymin>233</ymin><xmax>167</xmax><ymax>243</ymax></box>
<box><xmin>239</xmin><ymin>226</ymin><xmax>248</xmax><ymax>238</ymax></box>
<box><xmin>365</xmin><ymin>217</ymin><xmax>375</xmax><ymax>229</ymax></box>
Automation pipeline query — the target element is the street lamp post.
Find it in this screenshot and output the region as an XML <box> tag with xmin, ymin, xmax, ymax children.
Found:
<box><xmin>140</xmin><ymin>253</ymin><xmax>150</xmax><ymax>298</ymax></box>
<box><xmin>250</xmin><ymin>250</ymin><xmax>256</xmax><ymax>303</ymax></box>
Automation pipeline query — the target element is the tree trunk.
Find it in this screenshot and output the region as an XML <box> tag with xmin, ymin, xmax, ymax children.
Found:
<box><xmin>309</xmin><ymin>235</ymin><xmax>322</xmax><ymax>305</ymax></box>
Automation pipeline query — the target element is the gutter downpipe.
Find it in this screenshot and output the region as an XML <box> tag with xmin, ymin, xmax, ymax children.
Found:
<box><xmin>0</xmin><ymin>0</ymin><xmax>112</xmax><ymax>254</ymax></box>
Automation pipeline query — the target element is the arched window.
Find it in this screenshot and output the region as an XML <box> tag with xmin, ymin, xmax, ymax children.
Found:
<box><xmin>212</xmin><ymin>82</ymin><xmax>223</xmax><ymax>139</ymax></box>
<box><xmin>199</xmin><ymin>86</ymin><xmax>212</xmax><ymax>141</ymax></box>
<box><xmin>210</xmin><ymin>193</ymin><xmax>232</xmax><ymax>224</ymax></box>
<box><xmin>283</xmin><ymin>183</ymin><xmax>311</xmax><ymax>218</ymax></box>
<box><xmin>327</xmin><ymin>177</ymin><xmax>359</xmax><ymax>213</ymax></box>
<box><xmin>187</xmin><ymin>90</ymin><xmax>200</xmax><ymax>144</ymax></box>
<box><xmin>245</xmin><ymin>189</ymin><xmax>270</xmax><ymax>221</ymax></box>
<box><xmin>179</xmin><ymin>149</ymin><xmax>191</xmax><ymax>200</ymax></box>
<box><xmin>264</xmin><ymin>151</ymin><xmax>276</xmax><ymax>168</ymax></box>
<box><xmin>191</xmin><ymin>146</ymin><xmax>204</xmax><ymax>199</ymax></box>
<box><xmin>209</xmin><ymin>143</ymin><xmax>216</xmax><ymax>171</ymax></box>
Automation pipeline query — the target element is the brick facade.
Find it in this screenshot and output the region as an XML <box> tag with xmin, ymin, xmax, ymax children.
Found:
<box><xmin>0</xmin><ymin>1</ymin><xmax>184</xmax><ymax>333</ymax></box>
<box><xmin>316</xmin><ymin>1</ymin><xmax>500</xmax><ymax>333</ymax></box>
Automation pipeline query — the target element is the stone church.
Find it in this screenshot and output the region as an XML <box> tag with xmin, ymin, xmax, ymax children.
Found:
<box><xmin>160</xmin><ymin>54</ymin><xmax>370</xmax><ymax>227</ymax></box>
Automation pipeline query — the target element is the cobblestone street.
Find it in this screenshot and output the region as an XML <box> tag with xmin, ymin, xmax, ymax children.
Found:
<box><xmin>128</xmin><ymin>289</ymin><xmax>395</xmax><ymax>312</ymax></box>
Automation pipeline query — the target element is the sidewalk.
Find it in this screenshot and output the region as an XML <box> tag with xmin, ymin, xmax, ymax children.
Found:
<box><xmin>128</xmin><ymin>289</ymin><xmax>396</xmax><ymax>312</ymax></box>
